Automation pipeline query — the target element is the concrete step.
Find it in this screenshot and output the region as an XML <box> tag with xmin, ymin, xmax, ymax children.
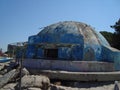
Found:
<box><xmin>32</xmin><ymin>70</ymin><xmax>120</xmax><ymax>81</ymax></box>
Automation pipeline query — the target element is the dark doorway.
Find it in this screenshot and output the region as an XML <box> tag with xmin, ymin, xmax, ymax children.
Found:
<box><xmin>44</xmin><ymin>49</ymin><xmax>58</xmax><ymax>59</ymax></box>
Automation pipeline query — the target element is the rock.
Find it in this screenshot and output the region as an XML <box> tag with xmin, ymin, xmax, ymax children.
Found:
<box><xmin>21</xmin><ymin>75</ymin><xmax>50</xmax><ymax>90</ymax></box>
<box><xmin>2</xmin><ymin>83</ymin><xmax>17</xmax><ymax>90</ymax></box>
<box><xmin>0</xmin><ymin>69</ymin><xmax>19</xmax><ymax>88</ymax></box>
<box><xmin>0</xmin><ymin>69</ymin><xmax>7</xmax><ymax>75</ymax></box>
<box><xmin>22</xmin><ymin>68</ymin><xmax>29</xmax><ymax>76</ymax></box>
<box><xmin>0</xmin><ymin>63</ymin><xmax>7</xmax><ymax>75</ymax></box>
<box><xmin>27</xmin><ymin>87</ymin><xmax>42</xmax><ymax>90</ymax></box>
<box><xmin>0</xmin><ymin>62</ymin><xmax>14</xmax><ymax>75</ymax></box>
<box><xmin>0</xmin><ymin>75</ymin><xmax>2</xmax><ymax>78</ymax></box>
<box><xmin>0</xmin><ymin>63</ymin><xmax>5</xmax><ymax>71</ymax></box>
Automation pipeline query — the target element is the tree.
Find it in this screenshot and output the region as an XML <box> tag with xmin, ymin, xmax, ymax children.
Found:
<box><xmin>111</xmin><ymin>19</ymin><xmax>120</xmax><ymax>34</ymax></box>
<box><xmin>100</xmin><ymin>31</ymin><xmax>114</xmax><ymax>47</ymax></box>
<box><xmin>110</xmin><ymin>18</ymin><xmax>120</xmax><ymax>50</ymax></box>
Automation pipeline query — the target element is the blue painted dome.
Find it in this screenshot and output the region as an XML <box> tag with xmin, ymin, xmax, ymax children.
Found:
<box><xmin>37</xmin><ymin>21</ymin><xmax>110</xmax><ymax>46</ymax></box>
<box><xmin>27</xmin><ymin>21</ymin><xmax>110</xmax><ymax>61</ymax></box>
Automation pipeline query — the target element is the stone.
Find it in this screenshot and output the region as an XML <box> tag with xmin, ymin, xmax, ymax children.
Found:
<box><xmin>0</xmin><ymin>63</ymin><xmax>8</xmax><ymax>75</ymax></box>
<box><xmin>27</xmin><ymin>87</ymin><xmax>42</xmax><ymax>90</ymax></box>
<box><xmin>21</xmin><ymin>75</ymin><xmax>50</xmax><ymax>90</ymax></box>
<box><xmin>21</xmin><ymin>68</ymin><xmax>29</xmax><ymax>76</ymax></box>
<box><xmin>0</xmin><ymin>75</ymin><xmax>3</xmax><ymax>78</ymax></box>
<box><xmin>0</xmin><ymin>62</ymin><xmax>15</xmax><ymax>75</ymax></box>
<box><xmin>2</xmin><ymin>83</ymin><xmax>17</xmax><ymax>90</ymax></box>
<box><xmin>0</xmin><ymin>63</ymin><xmax>5</xmax><ymax>71</ymax></box>
<box><xmin>0</xmin><ymin>69</ymin><xmax>19</xmax><ymax>88</ymax></box>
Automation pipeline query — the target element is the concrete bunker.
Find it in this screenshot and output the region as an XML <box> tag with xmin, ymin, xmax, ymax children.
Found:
<box><xmin>19</xmin><ymin>21</ymin><xmax>120</xmax><ymax>72</ymax></box>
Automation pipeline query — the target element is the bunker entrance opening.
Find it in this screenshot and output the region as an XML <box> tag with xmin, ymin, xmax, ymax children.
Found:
<box><xmin>44</xmin><ymin>49</ymin><xmax>58</xmax><ymax>59</ymax></box>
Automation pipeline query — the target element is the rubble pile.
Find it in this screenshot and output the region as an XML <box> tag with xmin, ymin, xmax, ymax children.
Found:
<box><xmin>0</xmin><ymin>61</ymin><xmax>120</xmax><ymax>90</ymax></box>
<box><xmin>0</xmin><ymin>62</ymin><xmax>50</xmax><ymax>90</ymax></box>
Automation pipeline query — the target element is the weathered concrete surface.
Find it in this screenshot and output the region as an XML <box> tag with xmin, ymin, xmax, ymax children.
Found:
<box><xmin>50</xmin><ymin>83</ymin><xmax>118</xmax><ymax>90</ymax></box>
<box><xmin>29</xmin><ymin>70</ymin><xmax>120</xmax><ymax>81</ymax></box>
<box><xmin>101</xmin><ymin>45</ymin><xmax>120</xmax><ymax>71</ymax></box>
<box><xmin>23</xmin><ymin>59</ymin><xmax>114</xmax><ymax>72</ymax></box>
<box><xmin>50</xmin><ymin>81</ymin><xmax>120</xmax><ymax>90</ymax></box>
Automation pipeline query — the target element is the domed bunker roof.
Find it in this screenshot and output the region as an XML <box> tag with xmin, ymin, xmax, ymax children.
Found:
<box><xmin>28</xmin><ymin>21</ymin><xmax>110</xmax><ymax>61</ymax></box>
<box><xmin>38</xmin><ymin>21</ymin><xmax>110</xmax><ymax>47</ymax></box>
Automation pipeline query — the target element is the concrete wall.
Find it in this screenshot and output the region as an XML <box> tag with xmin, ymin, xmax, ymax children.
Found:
<box><xmin>26</xmin><ymin>33</ymin><xmax>84</xmax><ymax>60</ymax></box>
<box><xmin>26</xmin><ymin>34</ymin><xmax>102</xmax><ymax>61</ymax></box>
<box><xmin>23</xmin><ymin>59</ymin><xmax>114</xmax><ymax>72</ymax></box>
<box><xmin>101</xmin><ymin>45</ymin><xmax>120</xmax><ymax>70</ymax></box>
<box><xmin>26</xmin><ymin>45</ymin><xmax>36</xmax><ymax>58</ymax></box>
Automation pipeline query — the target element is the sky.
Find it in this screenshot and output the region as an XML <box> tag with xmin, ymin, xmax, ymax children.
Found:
<box><xmin>0</xmin><ymin>0</ymin><xmax>120</xmax><ymax>52</ymax></box>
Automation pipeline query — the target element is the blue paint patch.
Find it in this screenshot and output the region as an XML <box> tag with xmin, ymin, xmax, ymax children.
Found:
<box><xmin>114</xmin><ymin>52</ymin><xmax>120</xmax><ymax>71</ymax></box>
<box><xmin>26</xmin><ymin>45</ymin><xmax>36</xmax><ymax>58</ymax></box>
<box><xmin>28</xmin><ymin>35</ymin><xmax>40</xmax><ymax>44</ymax></box>
<box><xmin>83</xmin><ymin>44</ymin><xmax>102</xmax><ymax>61</ymax></box>
<box><xmin>58</xmin><ymin>47</ymin><xmax>71</xmax><ymax>60</ymax></box>
<box><xmin>102</xmin><ymin>46</ymin><xmax>120</xmax><ymax>62</ymax></box>
<box><xmin>71</xmin><ymin>45</ymin><xmax>83</xmax><ymax>60</ymax></box>
<box><xmin>101</xmin><ymin>46</ymin><xmax>115</xmax><ymax>62</ymax></box>
<box><xmin>101</xmin><ymin>45</ymin><xmax>120</xmax><ymax>70</ymax></box>
<box><xmin>37</xmin><ymin>48</ymin><xmax>44</xmax><ymax>58</ymax></box>
<box><xmin>60</xmin><ymin>34</ymin><xmax>83</xmax><ymax>44</ymax></box>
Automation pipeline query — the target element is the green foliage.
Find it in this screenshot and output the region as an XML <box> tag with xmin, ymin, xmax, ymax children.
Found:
<box><xmin>100</xmin><ymin>31</ymin><xmax>114</xmax><ymax>47</ymax></box>
<box><xmin>111</xmin><ymin>19</ymin><xmax>120</xmax><ymax>50</ymax></box>
<box><xmin>111</xmin><ymin>19</ymin><xmax>120</xmax><ymax>34</ymax></box>
<box><xmin>101</xmin><ymin>18</ymin><xmax>120</xmax><ymax>50</ymax></box>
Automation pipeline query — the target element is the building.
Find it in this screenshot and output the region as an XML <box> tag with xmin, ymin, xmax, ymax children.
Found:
<box><xmin>23</xmin><ymin>21</ymin><xmax>120</xmax><ymax>72</ymax></box>
<box><xmin>7</xmin><ymin>42</ymin><xmax>27</xmax><ymax>57</ymax></box>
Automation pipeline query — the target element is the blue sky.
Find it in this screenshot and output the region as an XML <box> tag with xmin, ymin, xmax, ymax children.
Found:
<box><xmin>0</xmin><ymin>0</ymin><xmax>120</xmax><ymax>52</ymax></box>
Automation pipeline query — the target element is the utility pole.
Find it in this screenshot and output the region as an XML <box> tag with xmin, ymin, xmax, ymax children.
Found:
<box><xmin>18</xmin><ymin>47</ymin><xmax>24</xmax><ymax>90</ymax></box>
<box><xmin>19</xmin><ymin>56</ymin><xmax>22</xmax><ymax>90</ymax></box>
